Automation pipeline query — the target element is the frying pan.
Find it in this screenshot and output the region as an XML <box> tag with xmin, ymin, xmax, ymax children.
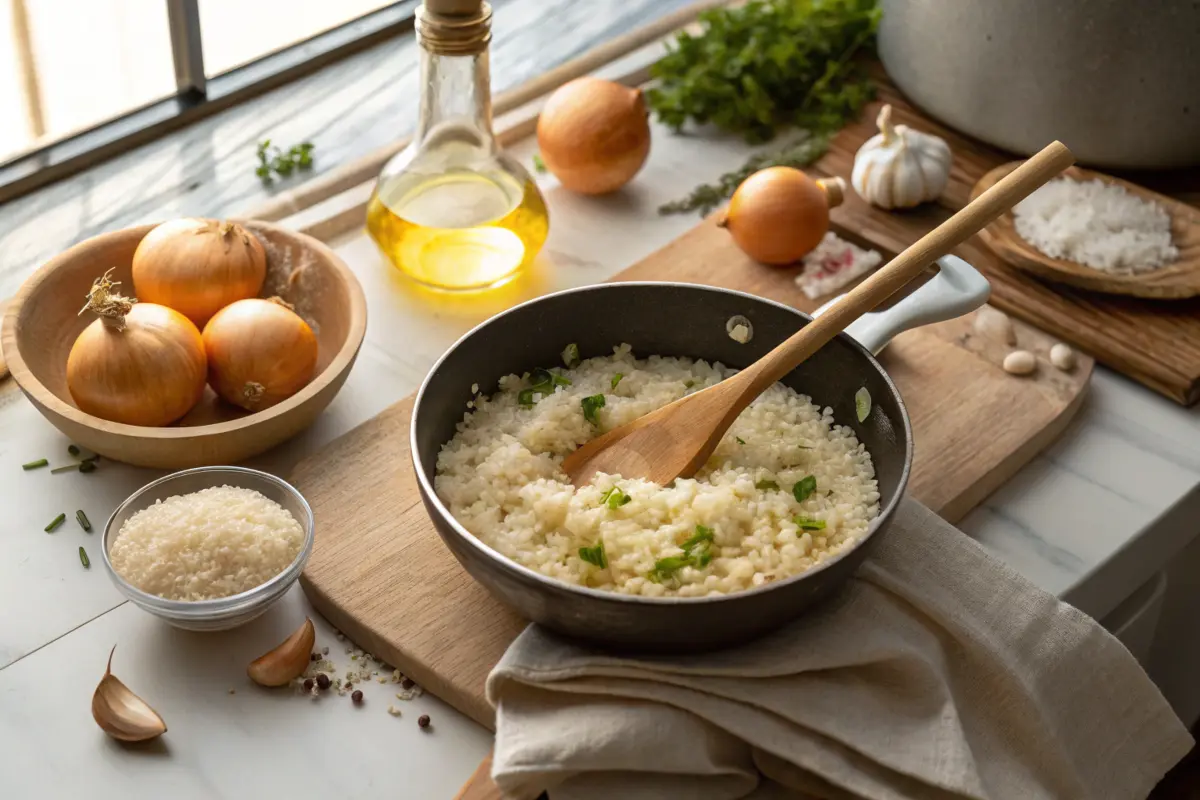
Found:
<box><xmin>411</xmin><ymin>256</ymin><xmax>989</xmax><ymax>651</ymax></box>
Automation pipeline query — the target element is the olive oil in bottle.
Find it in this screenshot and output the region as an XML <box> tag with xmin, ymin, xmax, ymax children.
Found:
<box><xmin>366</xmin><ymin>0</ymin><xmax>548</xmax><ymax>291</ymax></box>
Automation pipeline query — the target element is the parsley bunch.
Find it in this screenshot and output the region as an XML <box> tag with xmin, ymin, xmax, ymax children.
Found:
<box><xmin>255</xmin><ymin>139</ymin><xmax>315</xmax><ymax>183</ymax></box>
<box><xmin>648</xmin><ymin>0</ymin><xmax>880</xmax><ymax>214</ymax></box>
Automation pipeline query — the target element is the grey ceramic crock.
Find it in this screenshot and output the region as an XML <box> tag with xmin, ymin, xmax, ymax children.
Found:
<box><xmin>411</xmin><ymin>261</ymin><xmax>989</xmax><ymax>651</ymax></box>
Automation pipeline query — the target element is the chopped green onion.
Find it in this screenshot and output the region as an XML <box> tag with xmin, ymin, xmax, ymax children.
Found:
<box><xmin>50</xmin><ymin>463</ymin><xmax>79</xmax><ymax>474</ymax></box>
<box><xmin>578</xmin><ymin>541</ymin><xmax>607</xmax><ymax>568</ymax></box>
<box><xmin>67</xmin><ymin>444</ymin><xmax>80</xmax><ymax>456</ymax></box>
<box><xmin>79</xmin><ymin>460</ymin><xmax>98</xmax><ymax>474</ymax></box>
<box><xmin>561</xmin><ymin>343</ymin><xmax>581</xmax><ymax>368</ymax></box>
<box><xmin>648</xmin><ymin>554</ymin><xmax>691</xmax><ymax>583</ymax></box>
<box><xmin>682</xmin><ymin>524</ymin><xmax>714</xmax><ymax>552</ymax></box>
<box><xmin>855</xmin><ymin>386</ymin><xmax>872</xmax><ymax>423</ymax></box>
<box><xmin>45</xmin><ymin>513</ymin><xmax>66</xmax><ymax>532</ymax></box>
<box><xmin>611</xmin><ymin>373</ymin><xmax>623</xmax><ymax>389</ymax></box>
<box><xmin>532</xmin><ymin>153</ymin><xmax>547</xmax><ymax>174</ymax></box>
<box><xmin>581</xmin><ymin>394</ymin><xmax>605</xmax><ymax>424</ymax></box>
<box><xmin>517</xmin><ymin>389</ymin><xmax>536</xmax><ymax>407</ymax></box>
<box><xmin>600</xmin><ymin>487</ymin><xmax>631</xmax><ymax>510</ymax></box>
<box><xmin>792</xmin><ymin>475</ymin><xmax>817</xmax><ymax>504</ymax></box>
<box><xmin>735</xmin><ymin>437</ymin><xmax>746</xmax><ymax>445</ymax></box>
<box><xmin>755</xmin><ymin>479</ymin><xmax>779</xmax><ymax>491</ymax></box>
<box><xmin>793</xmin><ymin>516</ymin><xmax>826</xmax><ymax>531</ymax></box>
<box><xmin>21</xmin><ymin>459</ymin><xmax>48</xmax><ymax>470</ymax></box>
<box><xmin>648</xmin><ymin>524</ymin><xmax>716</xmax><ymax>581</ymax></box>
<box><xmin>79</xmin><ymin>547</ymin><xmax>90</xmax><ymax>568</ymax></box>
<box><xmin>76</xmin><ymin>510</ymin><xmax>91</xmax><ymax>532</ymax></box>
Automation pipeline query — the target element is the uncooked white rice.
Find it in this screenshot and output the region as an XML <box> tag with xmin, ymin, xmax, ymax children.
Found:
<box><xmin>109</xmin><ymin>485</ymin><xmax>304</xmax><ymax>601</ymax></box>
<box><xmin>1013</xmin><ymin>177</ymin><xmax>1178</xmax><ymax>273</ymax></box>
<box><xmin>435</xmin><ymin>345</ymin><xmax>879</xmax><ymax>598</ymax></box>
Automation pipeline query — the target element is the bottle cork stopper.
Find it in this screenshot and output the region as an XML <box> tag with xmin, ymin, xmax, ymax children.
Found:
<box><xmin>422</xmin><ymin>0</ymin><xmax>482</xmax><ymax>15</ymax></box>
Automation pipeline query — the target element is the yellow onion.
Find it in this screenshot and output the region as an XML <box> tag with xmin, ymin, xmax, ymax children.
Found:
<box><xmin>719</xmin><ymin>168</ymin><xmax>845</xmax><ymax>265</ymax></box>
<box><xmin>537</xmin><ymin>77</ymin><xmax>651</xmax><ymax>195</ymax></box>
<box><xmin>132</xmin><ymin>218</ymin><xmax>267</xmax><ymax>327</ymax></box>
<box><xmin>203</xmin><ymin>297</ymin><xmax>318</xmax><ymax>411</ymax></box>
<box><xmin>67</xmin><ymin>271</ymin><xmax>207</xmax><ymax>426</ymax></box>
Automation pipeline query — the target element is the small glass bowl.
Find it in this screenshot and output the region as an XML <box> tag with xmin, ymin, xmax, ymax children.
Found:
<box><xmin>101</xmin><ymin>466</ymin><xmax>315</xmax><ymax>631</ymax></box>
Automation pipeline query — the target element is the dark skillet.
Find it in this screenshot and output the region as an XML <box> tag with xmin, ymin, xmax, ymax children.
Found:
<box><xmin>411</xmin><ymin>282</ymin><xmax>914</xmax><ymax>652</ymax></box>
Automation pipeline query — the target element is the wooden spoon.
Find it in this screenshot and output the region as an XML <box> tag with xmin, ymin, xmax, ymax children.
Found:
<box><xmin>563</xmin><ymin>140</ymin><xmax>1076</xmax><ymax>488</ymax></box>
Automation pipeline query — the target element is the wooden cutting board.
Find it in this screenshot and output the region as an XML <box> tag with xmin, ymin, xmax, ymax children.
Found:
<box><xmin>292</xmin><ymin>216</ymin><xmax>1092</xmax><ymax>730</ymax></box>
<box><xmin>810</xmin><ymin>69</ymin><xmax>1200</xmax><ymax>405</ymax></box>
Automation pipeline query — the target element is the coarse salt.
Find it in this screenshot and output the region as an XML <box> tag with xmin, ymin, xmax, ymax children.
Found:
<box><xmin>795</xmin><ymin>232</ymin><xmax>883</xmax><ymax>299</ymax></box>
<box><xmin>1013</xmin><ymin>177</ymin><xmax>1177</xmax><ymax>273</ymax></box>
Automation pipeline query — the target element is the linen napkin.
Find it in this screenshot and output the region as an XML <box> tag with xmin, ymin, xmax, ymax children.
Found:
<box><xmin>486</xmin><ymin>497</ymin><xmax>1193</xmax><ymax>800</ymax></box>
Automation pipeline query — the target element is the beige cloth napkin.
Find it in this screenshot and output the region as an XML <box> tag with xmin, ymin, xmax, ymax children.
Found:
<box><xmin>486</xmin><ymin>497</ymin><xmax>1193</xmax><ymax>800</ymax></box>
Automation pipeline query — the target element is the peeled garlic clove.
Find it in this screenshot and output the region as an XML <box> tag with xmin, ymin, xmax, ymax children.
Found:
<box><xmin>1050</xmin><ymin>343</ymin><xmax>1076</xmax><ymax>371</ymax></box>
<box><xmin>1003</xmin><ymin>350</ymin><xmax>1037</xmax><ymax>376</ymax></box>
<box><xmin>973</xmin><ymin>306</ymin><xmax>1016</xmax><ymax>345</ymax></box>
<box><xmin>248</xmin><ymin>617</ymin><xmax>315</xmax><ymax>687</ymax></box>
<box><xmin>92</xmin><ymin>645</ymin><xmax>167</xmax><ymax>742</ymax></box>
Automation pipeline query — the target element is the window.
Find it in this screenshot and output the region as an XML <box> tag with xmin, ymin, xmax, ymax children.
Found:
<box><xmin>0</xmin><ymin>0</ymin><xmax>415</xmax><ymax>201</ymax></box>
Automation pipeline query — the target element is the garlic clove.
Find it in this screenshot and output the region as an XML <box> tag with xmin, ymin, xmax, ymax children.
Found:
<box><xmin>92</xmin><ymin>645</ymin><xmax>167</xmax><ymax>742</ymax></box>
<box><xmin>247</xmin><ymin>617</ymin><xmax>315</xmax><ymax>687</ymax></box>
<box><xmin>1003</xmin><ymin>350</ymin><xmax>1037</xmax><ymax>376</ymax></box>
<box><xmin>1049</xmin><ymin>343</ymin><xmax>1077</xmax><ymax>371</ymax></box>
<box><xmin>973</xmin><ymin>306</ymin><xmax>1017</xmax><ymax>345</ymax></box>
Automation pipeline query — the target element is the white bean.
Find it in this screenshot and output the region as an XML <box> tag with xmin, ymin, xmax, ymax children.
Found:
<box><xmin>1003</xmin><ymin>350</ymin><xmax>1037</xmax><ymax>376</ymax></box>
<box><xmin>1049</xmin><ymin>343</ymin><xmax>1076</xmax><ymax>371</ymax></box>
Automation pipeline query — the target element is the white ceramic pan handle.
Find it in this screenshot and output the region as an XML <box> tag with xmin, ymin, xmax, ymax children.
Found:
<box><xmin>812</xmin><ymin>254</ymin><xmax>990</xmax><ymax>355</ymax></box>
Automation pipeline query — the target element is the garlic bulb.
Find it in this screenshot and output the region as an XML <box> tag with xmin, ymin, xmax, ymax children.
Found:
<box><xmin>851</xmin><ymin>105</ymin><xmax>952</xmax><ymax>209</ymax></box>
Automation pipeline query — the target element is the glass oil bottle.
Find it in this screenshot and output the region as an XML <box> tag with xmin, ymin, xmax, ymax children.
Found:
<box><xmin>366</xmin><ymin>0</ymin><xmax>548</xmax><ymax>291</ymax></box>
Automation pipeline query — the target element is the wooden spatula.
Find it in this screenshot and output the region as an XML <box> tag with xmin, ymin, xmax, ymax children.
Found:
<box><xmin>563</xmin><ymin>140</ymin><xmax>1075</xmax><ymax>488</ymax></box>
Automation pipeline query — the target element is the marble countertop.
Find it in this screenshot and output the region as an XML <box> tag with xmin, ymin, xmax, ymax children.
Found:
<box><xmin>3</xmin><ymin>2</ymin><xmax>1200</xmax><ymax>796</ymax></box>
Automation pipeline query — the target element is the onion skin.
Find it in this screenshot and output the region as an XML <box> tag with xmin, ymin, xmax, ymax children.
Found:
<box><xmin>67</xmin><ymin>304</ymin><xmax>207</xmax><ymax>427</ymax></box>
<box><xmin>719</xmin><ymin>167</ymin><xmax>835</xmax><ymax>265</ymax></box>
<box><xmin>537</xmin><ymin>77</ymin><xmax>651</xmax><ymax>195</ymax></box>
<box><xmin>132</xmin><ymin>218</ymin><xmax>267</xmax><ymax>328</ymax></box>
<box><xmin>203</xmin><ymin>298</ymin><xmax>318</xmax><ymax>411</ymax></box>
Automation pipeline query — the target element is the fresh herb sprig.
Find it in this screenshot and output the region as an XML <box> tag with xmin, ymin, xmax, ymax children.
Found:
<box><xmin>579</xmin><ymin>540</ymin><xmax>607</xmax><ymax>568</ymax></box>
<box><xmin>518</xmin><ymin>367</ymin><xmax>572</xmax><ymax>407</ymax></box>
<box><xmin>649</xmin><ymin>524</ymin><xmax>716</xmax><ymax>582</ymax></box>
<box><xmin>581</xmin><ymin>394</ymin><xmax>605</xmax><ymax>425</ymax></box>
<box><xmin>649</xmin><ymin>0</ymin><xmax>880</xmax><ymax>215</ymax></box>
<box><xmin>792</xmin><ymin>475</ymin><xmax>818</xmax><ymax>503</ymax></box>
<box><xmin>255</xmin><ymin>139</ymin><xmax>315</xmax><ymax>183</ymax></box>
<box><xmin>600</xmin><ymin>486</ymin><xmax>631</xmax><ymax>510</ymax></box>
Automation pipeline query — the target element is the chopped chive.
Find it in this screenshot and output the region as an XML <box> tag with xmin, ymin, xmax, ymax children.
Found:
<box><xmin>561</xmin><ymin>343</ymin><xmax>581</xmax><ymax>368</ymax></box>
<box><xmin>76</xmin><ymin>510</ymin><xmax>91</xmax><ymax>532</ymax></box>
<box><xmin>735</xmin><ymin>437</ymin><xmax>746</xmax><ymax>445</ymax></box>
<box><xmin>611</xmin><ymin>373</ymin><xmax>624</xmax><ymax>389</ymax></box>
<box><xmin>600</xmin><ymin>486</ymin><xmax>631</xmax><ymax>509</ymax></box>
<box><xmin>532</xmin><ymin>153</ymin><xmax>547</xmax><ymax>174</ymax></box>
<box><xmin>792</xmin><ymin>475</ymin><xmax>817</xmax><ymax>504</ymax></box>
<box><xmin>67</xmin><ymin>444</ymin><xmax>80</xmax><ymax>456</ymax></box>
<box><xmin>79</xmin><ymin>547</ymin><xmax>90</xmax><ymax>568</ymax></box>
<box><xmin>855</xmin><ymin>386</ymin><xmax>872</xmax><ymax>423</ymax></box>
<box><xmin>578</xmin><ymin>541</ymin><xmax>606</xmax><ymax>568</ymax></box>
<box><xmin>793</xmin><ymin>516</ymin><xmax>827</xmax><ymax>531</ymax></box>
<box><xmin>581</xmin><ymin>394</ymin><xmax>605</xmax><ymax>425</ymax></box>
<box><xmin>45</xmin><ymin>513</ymin><xmax>66</xmax><ymax>532</ymax></box>
<box><xmin>51</xmin><ymin>463</ymin><xmax>79</xmax><ymax>474</ymax></box>
<box><xmin>22</xmin><ymin>459</ymin><xmax>48</xmax><ymax>470</ymax></box>
<box><xmin>79</xmin><ymin>460</ymin><xmax>98</xmax><ymax>473</ymax></box>
<box><xmin>755</xmin><ymin>479</ymin><xmax>779</xmax><ymax>491</ymax></box>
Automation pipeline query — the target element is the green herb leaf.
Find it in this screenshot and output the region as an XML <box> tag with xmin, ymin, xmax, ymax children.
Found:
<box><xmin>529</xmin><ymin>367</ymin><xmax>571</xmax><ymax>396</ymax></box>
<box><xmin>255</xmin><ymin>139</ymin><xmax>316</xmax><ymax>181</ymax></box>
<box><xmin>579</xmin><ymin>541</ymin><xmax>607</xmax><ymax>568</ymax></box>
<box><xmin>22</xmin><ymin>458</ymin><xmax>48</xmax><ymax>470</ymax></box>
<box><xmin>682</xmin><ymin>524</ymin><xmax>714</xmax><ymax>553</ymax></box>
<box><xmin>855</xmin><ymin>386</ymin><xmax>872</xmax><ymax>423</ymax></box>
<box><xmin>76</xmin><ymin>510</ymin><xmax>91</xmax><ymax>532</ymax></box>
<box><xmin>517</xmin><ymin>389</ymin><xmax>536</xmax><ymax>407</ymax></box>
<box><xmin>79</xmin><ymin>546</ymin><xmax>90</xmax><ymax>568</ymax></box>
<box><xmin>532</xmin><ymin>153</ymin><xmax>547</xmax><ymax>174</ymax></box>
<box><xmin>684</xmin><ymin>380</ymin><xmax>695</xmax><ymax>389</ymax></box>
<box><xmin>794</xmin><ymin>516</ymin><xmax>827</xmax><ymax>531</ymax></box>
<box><xmin>561</xmin><ymin>343</ymin><xmax>581</xmax><ymax>368</ymax></box>
<box><xmin>611</xmin><ymin>373</ymin><xmax>624</xmax><ymax>389</ymax></box>
<box><xmin>601</xmin><ymin>486</ymin><xmax>632</xmax><ymax>510</ymax></box>
<box><xmin>648</xmin><ymin>554</ymin><xmax>692</xmax><ymax>583</ymax></box>
<box><xmin>755</xmin><ymin>479</ymin><xmax>780</xmax><ymax>491</ymax></box>
<box><xmin>45</xmin><ymin>513</ymin><xmax>65</xmax><ymax>532</ymax></box>
<box><xmin>792</xmin><ymin>475</ymin><xmax>817</xmax><ymax>504</ymax></box>
<box><xmin>581</xmin><ymin>394</ymin><xmax>605</xmax><ymax>425</ymax></box>
<box><xmin>648</xmin><ymin>524</ymin><xmax>717</xmax><ymax>582</ymax></box>
<box><xmin>736</xmin><ymin>437</ymin><xmax>746</xmax><ymax>445</ymax></box>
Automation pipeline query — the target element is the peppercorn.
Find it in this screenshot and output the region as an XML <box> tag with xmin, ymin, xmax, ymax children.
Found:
<box><xmin>401</xmin><ymin>677</ymin><xmax>416</xmax><ymax>690</ymax></box>
<box><xmin>352</xmin><ymin>690</ymin><xmax>364</xmax><ymax>704</ymax></box>
<box><xmin>303</xmin><ymin>678</ymin><xmax>314</xmax><ymax>692</ymax></box>
<box><xmin>316</xmin><ymin>673</ymin><xmax>332</xmax><ymax>690</ymax></box>
<box><xmin>418</xmin><ymin>714</ymin><xmax>431</xmax><ymax>730</ymax></box>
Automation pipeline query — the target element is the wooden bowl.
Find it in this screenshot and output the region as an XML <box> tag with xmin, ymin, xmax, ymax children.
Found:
<box><xmin>973</xmin><ymin>164</ymin><xmax>1200</xmax><ymax>299</ymax></box>
<box><xmin>0</xmin><ymin>220</ymin><xmax>367</xmax><ymax>468</ymax></box>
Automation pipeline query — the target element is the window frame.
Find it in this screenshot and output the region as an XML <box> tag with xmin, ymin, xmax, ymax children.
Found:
<box><xmin>0</xmin><ymin>0</ymin><xmax>418</xmax><ymax>204</ymax></box>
